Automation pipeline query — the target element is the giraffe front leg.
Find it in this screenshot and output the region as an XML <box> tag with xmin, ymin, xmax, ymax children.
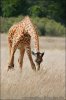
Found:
<box><xmin>18</xmin><ymin>48</ymin><xmax>25</xmax><ymax>70</ymax></box>
<box><xmin>8</xmin><ymin>38</ymin><xmax>12</xmax><ymax>56</ymax></box>
<box><xmin>26</xmin><ymin>46</ymin><xmax>36</xmax><ymax>71</ymax></box>
<box><xmin>8</xmin><ymin>45</ymin><xmax>16</xmax><ymax>71</ymax></box>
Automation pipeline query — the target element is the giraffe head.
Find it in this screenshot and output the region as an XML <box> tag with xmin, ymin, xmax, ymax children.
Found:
<box><xmin>32</xmin><ymin>51</ymin><xmax>44</xmax><ymax>70</ymax></box>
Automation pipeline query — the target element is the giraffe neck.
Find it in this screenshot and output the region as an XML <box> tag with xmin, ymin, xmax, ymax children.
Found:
<box><xmin>24</xmin><ymin>16</ymin><xmax>39</xmax><ymax>52</ymax></box>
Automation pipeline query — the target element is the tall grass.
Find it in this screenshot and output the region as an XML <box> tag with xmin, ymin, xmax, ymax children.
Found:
<box><xmin>0</xmin><ymin>16</ymin><xmax>66</xmax><ymax>36</ymax></box>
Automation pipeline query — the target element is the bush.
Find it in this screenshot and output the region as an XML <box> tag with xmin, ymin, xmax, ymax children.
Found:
<box><xmin>0</xmin><ymin>16</ymin><xmax>66</xmax><ymax>36</ymax></box>
<box><xmin>45</xmin><ymin>19</ymin><xmax>65</xmax><ymax>36</ymax></box>
<box><xmin>0</xmin><ymin>16</ymin><xmax>24</xmax><ymax>32</ymax></box>
<box><xmin>31</xmin><ymin>17</ymin><xmax>65</xmax><ymax>36</ymax></box>
<box><xmin>28</xmin><ymin>5</ymin><xmax>42</xmax><ymax>17</ymax></box>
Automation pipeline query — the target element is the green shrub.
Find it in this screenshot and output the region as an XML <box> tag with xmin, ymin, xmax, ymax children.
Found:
<box><xmin>0</xmin><ymin>16</ymin><xmax>24</xmax><ymax>32</ymax></box>
<box><xmin>45</xmin><ymin>19</ymin><xmax>65</xmax><ymax>36</ymax></box>
<box><xmin>31</xmin><ymin>17</ymin><xmax>66</xmax><ymax>36</ymax></box>
<box><xmin>28</xmin><ymin>5</ymin><xmax>42</xmax><ymax>17</ymax></box>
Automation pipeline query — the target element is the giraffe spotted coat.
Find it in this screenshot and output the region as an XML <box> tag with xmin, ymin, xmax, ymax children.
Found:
<box><xmin>8</xmin><ymin>16</ymin><xmax>40</xmax><ymax>71</ymax></box>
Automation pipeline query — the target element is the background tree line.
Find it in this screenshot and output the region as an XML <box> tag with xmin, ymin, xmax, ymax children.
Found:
<box><xmin>0</xmin><ymin>0</ymin><xmax>66</xmax><ymax>24</ymax></box>
<box><xmin>0</xmin><ymin>0</ymin><xmax>66</xmax><ymax>36</ymax></box>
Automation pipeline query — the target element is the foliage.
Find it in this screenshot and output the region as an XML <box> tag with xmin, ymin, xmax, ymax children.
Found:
<box><xmin>0</xmin><ymin>0</ymin><xmax>66</xmax><ymax>24</ymax></box>
<box><xmin>1</xmin><ymin>0</ymin><xmax>29</xmax><ymax>17</ymax></box>
<box><xmin>0</xmin><ymin>16</ymin><xmax>65</xmax><ymax>36</ymax></box>
<box><xmin>28</xmin><ymin>5</ymin><xmax>42</xmax><ymax>17</ymax></box>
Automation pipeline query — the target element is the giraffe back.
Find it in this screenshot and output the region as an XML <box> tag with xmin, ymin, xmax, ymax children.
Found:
<box><xmin>8</xmin><ymin>16</ymin><xmax>39</xmax><ymax>52</ymax></box>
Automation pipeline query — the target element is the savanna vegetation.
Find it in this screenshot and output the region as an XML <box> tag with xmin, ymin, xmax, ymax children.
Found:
<box><xmin>0</xmin><ymin>0</ymin><xmax>66</xmax><ymax>36</ymax></box>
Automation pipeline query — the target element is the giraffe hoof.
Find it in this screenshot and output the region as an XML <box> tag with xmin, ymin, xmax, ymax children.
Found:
<box><xmin>32</xmin><ymin>66</ymin><xmax>36</xmax><ymax>71</ymax></box>
<box><xmin>8</xmin><ymin>64</ymin><xmax>14</xmax><ymax>70</ymax></box>
<box><xmin>33</xmin><ymin>68</ymin><xmax>36</xmax><ymax>71</ymax></box>
<box><xmin>37</xmin><ymin>67</ymin><xmax>40</xmax><ymax>71</ymax></box>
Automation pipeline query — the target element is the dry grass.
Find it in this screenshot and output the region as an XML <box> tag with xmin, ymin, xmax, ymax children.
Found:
<box><xmin>1</xmin><ymin>34</ymin><xmax>65</xmax><ymax>100</ymax></box>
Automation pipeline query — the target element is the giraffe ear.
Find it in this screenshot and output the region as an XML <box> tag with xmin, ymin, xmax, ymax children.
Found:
<box><xmin>41</xmin><ymin>52</ymin><xmax>44</xmax><ymax>57</ymax></box>
<box><xmin>32</xmin><ymin>51</ymin><xmax>36</xmax><ymax>56</ymax></box>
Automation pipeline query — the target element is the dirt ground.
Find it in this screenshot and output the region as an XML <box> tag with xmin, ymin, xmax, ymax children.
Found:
<box><xmin>0</xmin><ymin>34</ymin><xmax>65</xmax><ymax>100</ymax></box>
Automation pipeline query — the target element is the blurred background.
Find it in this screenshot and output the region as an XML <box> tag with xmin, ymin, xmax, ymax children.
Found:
<box><xmin>0</xmin><ymin>0</ymin><xmax>66</xmax><ymax>36</ymax></box>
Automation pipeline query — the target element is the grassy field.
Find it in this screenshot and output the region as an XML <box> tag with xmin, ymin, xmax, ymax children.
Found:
<box><xmin>1</xmin><ymin>34</ymin><xmax>65</xmax><ymax>100</ymax></box>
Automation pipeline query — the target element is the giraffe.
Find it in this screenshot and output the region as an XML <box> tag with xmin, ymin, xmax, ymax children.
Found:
<box><xmin>8</xmin><ymin>16</ymin><xmax>44</xmax><ymax>71</ymax></box>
